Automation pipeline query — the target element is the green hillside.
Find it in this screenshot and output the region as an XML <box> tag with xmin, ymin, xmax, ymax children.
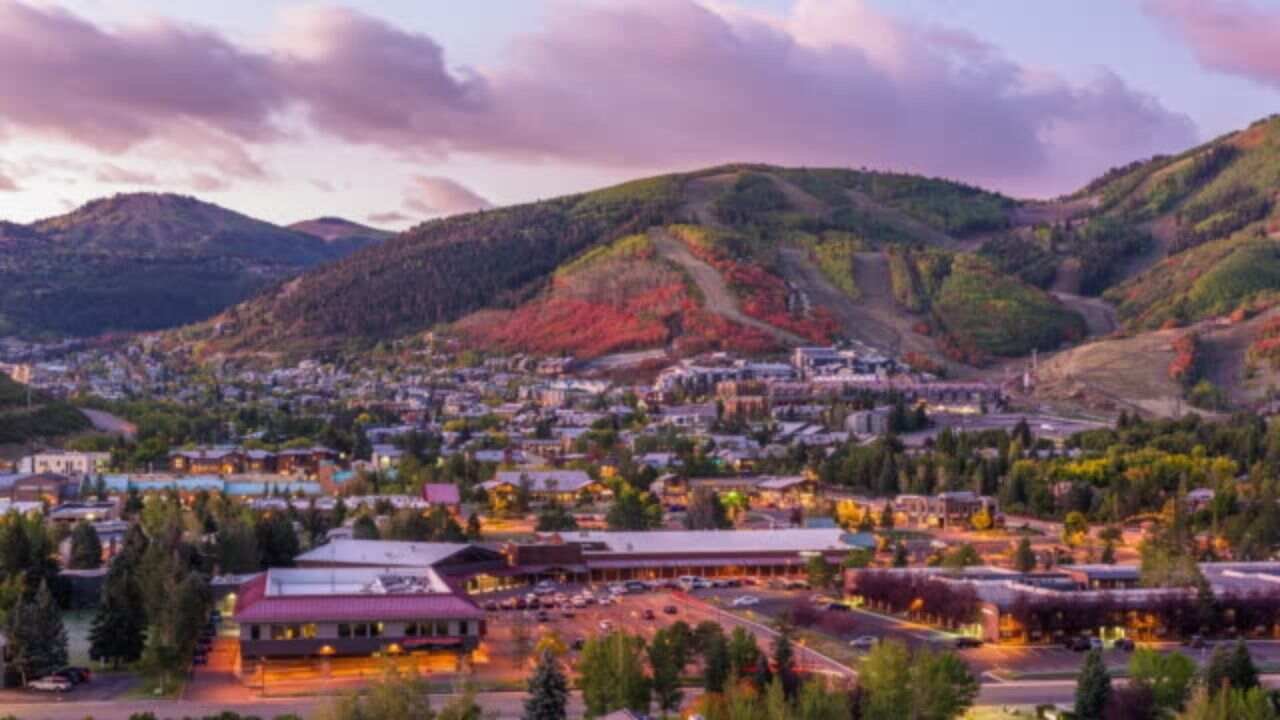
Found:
<box><xmin>0</xmin><ymin>375</ymin><xmax>89</xmax><ymax>445</ymax></box>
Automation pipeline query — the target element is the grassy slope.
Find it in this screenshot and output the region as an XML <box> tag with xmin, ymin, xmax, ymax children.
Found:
<box><xmin>0</xmin><ymin>375</ymin><xmax>90</xmax><ymax>444</ymax></box>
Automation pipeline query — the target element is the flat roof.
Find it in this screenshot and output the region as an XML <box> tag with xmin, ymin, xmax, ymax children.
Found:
<box><xmin>560</xmin><ymin>528</ymin><xmax>864</xmax><ymax>555</ymax></box>
<box><xmin>294</xmin><ymin>539</ymin><xmax>474</xmax><ymax>568</ymax></box>
<box><xmin>262</xmin><ymin>567</ymin><xmax>452</xmax><ymax>597</ymax></box>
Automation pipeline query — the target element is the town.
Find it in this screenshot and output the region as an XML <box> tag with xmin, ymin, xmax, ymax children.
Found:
<box><xmin>2</xmin><ymin>334</ymin><xmax>1278</xmax><ymax>720</ymax></box>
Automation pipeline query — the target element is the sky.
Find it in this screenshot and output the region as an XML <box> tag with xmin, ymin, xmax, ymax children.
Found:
<box><xmin>1</xmin><ymin>0</ymin><xmax>1278</xmax><ymax>229</ymax></box>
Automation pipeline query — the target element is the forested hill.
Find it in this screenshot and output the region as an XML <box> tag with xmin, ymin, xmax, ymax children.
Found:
<box><xmin>288</xmin><ymin>217</ymin><xmax>392</xmax><ymax>255</ymax></box>
<box><xmin>180</xmin><ymin>164</ymin><xmax>1079</xmax><ymax>362</ymax></box>
<box><xmin>0</xmin><ymin>374</ymin><xmax>90</xmax><ymax>445</ymax></box>
<box><xmin>0</xmin><ymin>194</ymin><xmax>375</xmax><ymax>338</ymax></box>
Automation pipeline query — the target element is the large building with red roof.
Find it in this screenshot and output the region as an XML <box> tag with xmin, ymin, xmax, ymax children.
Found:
<box><xmin>234</xmin><ymin>567</ymin><xmax>485</xmax><ymax>660</ymax></box>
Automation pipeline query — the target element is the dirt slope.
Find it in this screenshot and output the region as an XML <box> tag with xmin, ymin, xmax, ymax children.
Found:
<box><xmin>649</xmin><ymin>227</ymin><xmax>807</xmax><ymax>346</ymax></box>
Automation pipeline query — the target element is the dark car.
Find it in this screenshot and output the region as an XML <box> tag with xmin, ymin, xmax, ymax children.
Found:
<box><xmin>953</xmin><ymin>637</ymin><xmax>983</xmax><ymax>649</ymax></box>
<box><xmin>484</xmin><ymin>600</ymin><xmax>499</xmax><ymax>611</ymax></box>
<box><xmin>642</xmin><ymin>609</ymin><xmax>656</xmax><ymax>620</ymax></box>
<box><xmin>1067</xmin><ymin>636</ymin><xmax>1092</xmax><ymax>652</ymax></box>
<box><xmin>825</xmin><ymin>602</ymin><xmax>850</xmax><ymax>612</ymax></box>
<box><xmin>536</xmin><ymin>610</ymin><xmax>551</xmax><ymax>623</ymax></box>
<box><xmin>1115</xmin><ymin>638</ymin><xmax>1136</xmax><ymax>651</ymax></box>
<box><xmin>192</xmin><ymin>654</ymin><xmax>208</xmax><ymax>666</ymax></box>
<box><xmin>663</xmin><ymin>605</ymin><xmax>678</xmax><ymax>615</ymax></box>
<box><xmin>52</xmin><ymin>667</ymin><xmax>91</xmax><ymax>685</ymax></box>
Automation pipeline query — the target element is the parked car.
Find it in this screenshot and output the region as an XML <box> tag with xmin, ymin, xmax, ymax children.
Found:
<box><xmin>1067</xmin><ymin>636</ymin><xmax>1092</xmax><ymax>652</ymax></box>
<box><xmin>533</xmin><ymin>580</ymin><xmax>557</xmax><ymax>595</ymax></box>
<box><xmin>536</xmin><ymin>610</ymin><xmax>551</xmax><ymax>623</ymax></box>
<box><xmin>642</xmin><ymin>609</ymin><xmax>656</xmax><ymax>620</ymax></box>
<box><xmin>1089</xmin><ymin>637</ymin><xmax>1104</xmax><ymax>651</ymax></box>
<box><xmin>52</xmin><ymin>667</ymin><xmax>91</xmax><ymax>685</ymax></box>
<box><xmin>599</xmin><ymin>620</ymin><xmax>614</xmax><ymax>632</ymax></box>
<box><xmin>561</xmin><ymin>608</ymin><xmax>576</xmax><ymax>619</ymax></box>
<box><xmin>825</xmin><ymin>602</ymin><xmax>849</xmax><ymax>612</ymax></box>
<box><xmin>849</xmin><ymin>636</ymin><xmax>879</xmax><ymax>650</ymax></box>
<box><xmin>483</xmin><ymin>600</ymin><xmax>499</xmax><ymax>612</ymax></box>
<box><xmin>953</xmin><ymin>637</ymin><xmax>983</xmax><ymax>649</ymax></box>
<box><xmin>624</xmin><ymin>581</ymin><xmax>648</xmax><ymax>593</ymax></box>
<box><xmin>731</xmin><ymin>595</ymin><xmax>760</xmax><ymax>608</ymax></box>
<box><xmin>663</xmin><ymin>605</ymin><xmax>679</xmax><ymax>615</ymax></box>
<box><xmin>1115</xmin><ymin>638</ymin><xmax>1136</xmax><ymax>651</ymax></box>
<box><xmin>28</xmin><ymin>676</ymin><xmax>72</xmax><ymax>692</ymax></box>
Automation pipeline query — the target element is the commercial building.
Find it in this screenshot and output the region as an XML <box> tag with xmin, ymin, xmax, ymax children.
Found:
<box><xmin>19</xmin><ymin>451</ymin><xmax>110</xmax><ymax>477</ymax></box>
<box><xmin>234</xmin><ymin>567</ymin><xmax>485</xmax><ymax>662</ymax></box>
<box><xmin>505</xmin><ymin>528</ymin><xmax>874</xmax><ymax>584</ymax></box>
<box><xmin>845</xmin><ymin>563</ymin><xmax>1280</xmax><ymax>644</ymax></box>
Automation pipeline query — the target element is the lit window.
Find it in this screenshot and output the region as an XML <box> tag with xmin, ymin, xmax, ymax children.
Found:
<box><xmin>301</xmin><ymin>624</ymin><xmax>317</xmax><ymax>639</ymax></box>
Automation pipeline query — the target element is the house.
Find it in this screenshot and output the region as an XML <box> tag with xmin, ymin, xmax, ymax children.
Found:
<box><xmin>658</xmin><ymin>403</ymin><xmax>719</xmax><ymax>430</ymax></box>
<box><xmin>170</xmin><ymin>447</ymin><xmax>246</xmax><ymax>475</ymax></box>
<box><xmin>371</xmin><ymin>444</ymin><xmax>405</xmax><ymax>470</ymax></box>
<box><xmin>422</xmin><ymin>484</ymin><xmax>462</xmax><ymax>513</ymax></box>
<box><xmin>19</xmin><ymin>451</ymin><xmax>110</xmax><ymax>477</ymax></box>
<box><xmin>10</xmin><ymin>473</ymin><xmax>71</xmax><ymax>503</ymax></box>
<box><xmin>481</xmin><ymin>470</ymin><xmax>608</xmax><ymax>505</ymax></box>
<box><xmin>845</xmin><ymin>407</ymin><xmax>893</xmax><ymax>436</ymax></box>
<box><xmin>276</xmin><ymin>447</ymin><xmax>339</xmax><ymax>476</ymax></box>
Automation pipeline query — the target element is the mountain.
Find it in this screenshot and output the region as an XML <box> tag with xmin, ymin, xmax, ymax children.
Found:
<box><xmin>1022</xmin><ymin>115</ymin><xmax>1280</xmax><ymax>415</ymax></box>
<box><xmin>0</xmin><ymin>193</ymin><xmax>372</xmax><ymax>337</ymax></box>
<box><xmin>184</xmin><ymin>164</ymin><xmax>1092</xmax><ymax>368</ymax></box>
<box><xmin>288</xmin><ymin>217</ymin><xmax>392</xmax><ymax>255</ymax></box>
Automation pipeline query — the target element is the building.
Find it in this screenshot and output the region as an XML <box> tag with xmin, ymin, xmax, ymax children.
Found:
<box><xmin>505</xmin><ymin>528</ymin><xmax>874</xmax><ymax>584</ymax></box>
<box><xmin>170</xmin><ymin>447</ymin><xmax>246</xmax><ymax>475</ymax></box>
<box><xmin>9</xmin><ymin>473</ymin><xmax>71</xmax><ymax>503</ymax></box>
<box><xmin>845</xmin><ymin>562</ymin><xmax>1280</xmax><ymax>644</ymax></box>
<box><xmin>844</xmin><ymin>407</ymin><xmax>892</xmax><ymax>437</ymax></box>
<box><xmin>19</xmin><ymin>451</ymin><xmax>110</xmax><ymax>477</ymax></box>
<box><xmin>234</xmin><ymin>567</ymin><xmax>485</xmax><ymax>662</ymax></box>
<box><xmin>421</xmin><ymin>484</ymin><xmax>462</xmax><ymax>514</ymax></box>
<box><xmin>481</xmin><ymin>471</ymin><xmax>608</xmax><ymax>505</ymax></box>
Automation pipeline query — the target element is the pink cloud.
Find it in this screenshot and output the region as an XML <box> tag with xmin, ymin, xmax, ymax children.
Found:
<box><xmin>93</xmin><ymin>163</ymin><xmax>158</xmax><ymax>185</ymax></box>
<box><xmin>404</xmin><ymin>176</ymin><xmax>493</xmax><ymax>216</ymax></box>
<box><xmin>0</xmin><ymin>1</ymin><xmax>282</xmax><ymax>157</ymax></box>
<box><xmin>368</xmin><ymin>211</ymin><xmax>411</xmax><ymax>225</ymax></box>
<box><xmin>0</xmin><ymin>0</ymin><xmax>1200</xmax><ymax>196</ymax></box>
<box><xmin>0</xmin><ymin>172</ymin><xmax>15</xmax><ymax>191</ymax></box>
<box><xmin>1145</xmin><ymin>0</ymin><xmax>1280</xmax><ymax>89</ymax></box>
<box><xmin>187</xmin><ymin>173</ymin><xmax>230</xmax><ymax>192</ymax></box>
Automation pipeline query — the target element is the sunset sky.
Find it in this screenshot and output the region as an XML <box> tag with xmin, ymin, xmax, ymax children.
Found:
<box><xmin>2</xmin><ymin>0</ymin><xmax>1278</xmax><ymax>228</ymax></box>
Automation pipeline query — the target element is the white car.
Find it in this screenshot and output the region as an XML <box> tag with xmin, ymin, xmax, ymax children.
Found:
<box><xmin>28</xmin><ymin>676</ymin><xmax>72</xmax><ymax>692</ymax></box>
<box><xmin>731</xmin><ymin>595</ymin><xmax>760</xmax><ymax>607</ymax></box>
<box><xmin>599</xmin><ymin>620</ymin><xmax>614</xmax><ymax>632</ymax></box>
<box><xmin>849</xmin><ymin>636</ymin><xmax>879</xmax><ymax>650</ymax></box>
<box><xmin>572</xmin><ymin>596</ymin><xmax>588</xmax><ymax>608</ymax></box>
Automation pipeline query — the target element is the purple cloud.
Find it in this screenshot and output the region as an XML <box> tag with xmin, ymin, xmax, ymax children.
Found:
<box><xmin>368</xmin><ymin>211</ymin><xmax>412</xmax><ymax>225</ymax></box>
<box><xmin>1145</xmin><ymin>0</ymin><xmax>1280</xmax><ymax>89</ymax></box>
<box><xmin>0</xmin><ymin>0</ymin><xmax>1200</xmax><ymax>196</ymax></box>
<box><xmin>0</xmin><ymin>1</ymin><xmax>281</xmax><ymax>158</ymax></box>
<box><xmin>404</xmin><ymin>176</ymin><xmax>493</xmax><ymax>216</ymax></box>
<box><xmin>93</xmin><ymin>163</ymin><xmax>158</xmax><ymax>185</ymax></box>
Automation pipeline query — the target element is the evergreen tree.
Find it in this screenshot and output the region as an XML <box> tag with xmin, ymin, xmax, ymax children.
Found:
<box><xmin>1075</xmin><ymin>649</ymin><xmax>1112</xmax><ymax>720</ymax></box>
<box><xmin>1100</xmin><ymin>541</ymin><xmax>1116</xmax><ymax>565</ymax></box>
<box><xmin>523</xmin><ymin>650</ymin><xmax>569</xmax><ymax>720</ymax></box>
<box><xmin>89</xmin><ymin>558</ymin><xmax>147</xmax><ymax>668</ymax></box>
<box><xmin>772</xmin><ymin>627</ymin><xmax>799</xmax><ymax>699</ymax></box>
<box><xmin>352</xmin><ymin>514</ymin><xmax>379</xmax><ymax>540</ymax></box>
<box><xmin>1013</xmin><ymin>537</ymin><xmax>1036</xmax><ymax>573</ymax></box>
<box><xmin>72</xmin><ymin>515</ymin><xmax>105</xmax><ymax>566</ymax></box>
<box><xmin>10</xmin><ymin>580</ymin><xmax>68</xmax><ymax>683</ymax></box>
<box><xmin>727</xmin><ymin>626</ymin><xmax>762</xmax><ymax>679</ymax></box>
<box><xmin>702</xmin><ymin>630</ymin><xmax>730</xmax><ymax>693</ymax></box>
<box><xmin>892</xmin><ymin>542</ymin><xmax>910</xmax><ymax>567</ymax></box>
<box><xmin>1227</xmin><ymin>640</ymin><xmax>1259</xmax><ymax>691</ymax></box>
<box><xmin>648</xmin><ymin>627</ymin><xmax>684</xmax><ymax>716</ymax></box>
<box><xmin>465</xmin><ymin>512</ymin><xmax>483</xmax><ymax>540</ymax></box>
